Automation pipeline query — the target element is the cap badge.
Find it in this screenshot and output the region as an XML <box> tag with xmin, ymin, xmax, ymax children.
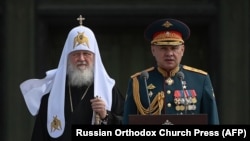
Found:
<box><xmin>73</xmin><ymin>32</ymin><xmax>89</xmax><ymax>48</ymax></box>
<box><xmin>162</xmin><ymin>21</ymin><xmax>173</xmax><ymax>28</ymax></box>
<box><xmin>50</xmin><ymin>115</ymin><xmax>62</xmax><ymax>132</ymax></box>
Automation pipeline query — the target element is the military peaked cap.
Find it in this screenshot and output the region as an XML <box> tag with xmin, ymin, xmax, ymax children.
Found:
<box><xmin>144</xmin><ymin>18</ymin><xmax>190</xmax><ymax>46</ymax></box>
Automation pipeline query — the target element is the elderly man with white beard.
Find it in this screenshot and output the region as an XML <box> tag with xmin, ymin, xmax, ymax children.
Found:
<box><xmin>20</xmin><ymin>15</ymin><xmax>124</xmax><ymax>141</ymax></box>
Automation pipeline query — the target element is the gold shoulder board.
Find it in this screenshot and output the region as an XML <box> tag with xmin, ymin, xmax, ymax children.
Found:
<box><xmin>183</xmin><ymin>65</ymin><xmax>208</xmax><ymax>75</ymax></box>
<box><xmin>130</xmin><ymin>67</ymin><xmax>155</xmax><ymax>78</ymax></box>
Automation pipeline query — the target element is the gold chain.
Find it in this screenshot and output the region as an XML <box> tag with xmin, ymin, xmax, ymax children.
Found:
<box><xmin>68</xmin><ymin>84</ymin><xmax>91</xmax><ymax>112</ymax></box>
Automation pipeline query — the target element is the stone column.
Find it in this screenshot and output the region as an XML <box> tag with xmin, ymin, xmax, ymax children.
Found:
<box><xmin>219</xmin><ymin>0</ymin><xmax>250</xmax><ymax>124</ymax></box>
<box><xmin>3</xmin><ymin>0</ymin><xmax>35</xmax><ymax>140</ymax></box>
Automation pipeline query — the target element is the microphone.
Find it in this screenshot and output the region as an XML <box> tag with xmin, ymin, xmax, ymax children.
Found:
<box><xmin>176</xmin><ymin>71</ymin><xmax>188</xmax><ymax>114</ymax></box>
<box><xmin>177</xmin><ymin>71</ymin><xmax>186</xmax><ymax>89</ymax></box>
<box><xmin>176</xmin><ymin>71</ymin><xmax>184</xmax><ymax>82</ymax></box>
<box><xmin>140</xmin><ymin>71</ymin><xmax>151</xmax><ymax>115</ymax></box>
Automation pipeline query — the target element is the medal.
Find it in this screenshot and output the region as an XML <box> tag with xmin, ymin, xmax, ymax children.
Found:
<box><xmin>187</xmin><ymin>97</ymin><xmax>192</xmax><ymax>104</ymax></box>
<box><xmin>192</xmin><ymin>105</ymin><xmax>196</xmax><ymax>110</ymax></box>
<box><xmin>192</xmin><ymin>97</ymin><xmax>197</xmax><ymax>103</ymax></box>
<box><xmin>180</xmin><ymin>98</ymin><xmax>185</xmax><ymax>105</ymax></box>
<box><xmin>175</xmin><ymin>105</ymin><xmax>180</xmax><ymax>111</ymax></box>
<box><xmin>188</xmin><ymin>105</ymin><xmax>192</xmax><ymax>110</ymax></box>
<box><xmin>174</xmin><ymin>98</ymin><xmax>178</xmax><ymax>104</ymax></box>
<box><xmin>174</xmin><ymin>98</ymin><xmax>181</xmax><ymax>105</ymax></box>
<box><xmin>190</xmin><ymin>90</ymin><xmax>197</xmax><ymax>103</ymax></box>
<box><xmin>180</xmin><ymin>105</ymin><xmax>185</xmax><ymax>111</ymax></box>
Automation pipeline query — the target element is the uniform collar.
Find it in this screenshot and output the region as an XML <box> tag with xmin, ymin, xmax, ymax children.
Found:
<box><xmin>157</xmin><ymin>66</ymin><xmax>180</xmax><ymax>78</ymax></box>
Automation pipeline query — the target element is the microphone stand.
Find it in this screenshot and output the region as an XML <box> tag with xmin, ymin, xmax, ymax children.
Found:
<box><xmin>143</xmin><ymin>77</ymin><xmax>151</xmax><ymax>115</ymax></box>
<box><xmin>181</xmin><ymin>80</ymin><xmax>188</xmax><ymax>114</ymax></box>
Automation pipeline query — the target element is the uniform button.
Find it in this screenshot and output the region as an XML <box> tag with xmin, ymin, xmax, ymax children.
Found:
<box><xmin>167</xmin><ymin>103</ymin><xmax>171</xmax><ymax>107</ymax></box>
<box><xmin>166</xmin><ymin>90</ymin><xmax>171</xmax><ymax>94</ymax></box>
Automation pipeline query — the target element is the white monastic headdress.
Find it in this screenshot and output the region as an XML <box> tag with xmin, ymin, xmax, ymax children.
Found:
<box><xmin>20</xmin><ymin>16</ymin><xmax>115</xmax><ymax>138</ymax></box>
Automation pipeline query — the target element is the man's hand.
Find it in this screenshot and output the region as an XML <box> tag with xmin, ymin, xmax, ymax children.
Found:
<box><xmin>90</xmin><ymin>97</ymin><xmax>107</xmax><ymax>119</ymax></box>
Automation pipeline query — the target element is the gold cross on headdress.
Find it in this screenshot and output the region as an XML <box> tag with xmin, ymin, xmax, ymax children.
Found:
<box><xmin>77</xmin><ymin>15</ymin><xmax>85</xmax><ymax>26</ymax></box>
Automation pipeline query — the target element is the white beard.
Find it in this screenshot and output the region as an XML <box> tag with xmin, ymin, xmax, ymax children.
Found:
<box><xmin>67</xmin><ymin>61</ymin><xmax>94</xmax><ymax>87</ymax></box>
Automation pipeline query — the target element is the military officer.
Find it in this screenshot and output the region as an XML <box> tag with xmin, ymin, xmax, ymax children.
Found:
<box><xmin>122</xmin><ymin>18</ymin><xmax>219</xmax><ymax>125</ymax></box>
